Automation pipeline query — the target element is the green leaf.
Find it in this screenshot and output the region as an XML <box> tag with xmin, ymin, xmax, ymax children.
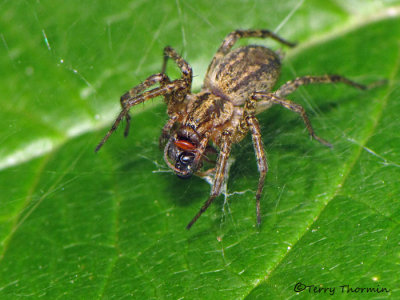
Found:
<box><xmin>1</xmin><ymin>0</ymin><xmax>400</xmax><ymax>298</ymax></box>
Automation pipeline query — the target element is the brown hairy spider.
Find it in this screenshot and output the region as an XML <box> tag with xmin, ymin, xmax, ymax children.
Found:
<box><xmin>95</xmin><ymin>29</ymin><xmax>368</xmax><ymax>230</ymax></box>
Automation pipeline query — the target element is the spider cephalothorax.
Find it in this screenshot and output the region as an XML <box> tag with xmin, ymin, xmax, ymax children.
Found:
<box><xmin>95</xmin><ymin>29</ymin><xmax>368</xmax><ymax>229</ymax></box>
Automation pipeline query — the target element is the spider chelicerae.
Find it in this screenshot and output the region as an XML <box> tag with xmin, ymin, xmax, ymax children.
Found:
<box><xmin>95</xmin><ymin>29</ymin><xmax>368</xmax><ymax>229</ymax></box>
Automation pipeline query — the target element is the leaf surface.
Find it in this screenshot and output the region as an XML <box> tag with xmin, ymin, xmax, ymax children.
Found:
<box><xmin>1</xmin><ymin>1</ymin><xmax>399</xmax><ymax>298</ymax></box>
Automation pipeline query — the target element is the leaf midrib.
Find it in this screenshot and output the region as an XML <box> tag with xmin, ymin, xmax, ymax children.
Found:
<box><xmin>246</xmin><ymin>14</ymin><xmax>400</xmax><ymax>298</ymax></box>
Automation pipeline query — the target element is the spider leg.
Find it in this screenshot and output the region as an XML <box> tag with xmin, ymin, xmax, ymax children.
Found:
<box><xmin>274</xmin><ymin>74</ymin><xmax>367</xmax><ymax>99</ymax></box>
<box><xmin>239</xmin><ymin>96</ymin><xmax>268</xmax><ymax>226</ymax></box>
<box><xmin>247</xmin><ymin>116</ymin><xmax>267</xmax><ymax>226</ymax></box>
<box><xmin>162</xmin><ymin>46</ymin><xmax>192</xmax><ymax>91</ymax></box>
<box><xmin>121</xmin><ymin>73</ymin><xmax>170</xmax><ymax>137</ymax></box>
<box><xmin>253</xmin><ymin>92</ymin><xmax>332</xmax><ymax>147</ymax></box>
<box><xmin>159</xmin><ymin>113</ymin><xmax>178</xmax><ymax>149</ymax></box>
<box><xmin>95</xmin><ymin>80</ymin><xmax>187</xmax><ymax>152</ymax></box>
<box><xmin>201</xmin><ymin>145</ymin><xmax>218</xmax><ymax>164</ymax></box>
<box><xmin>192</xmin><ymin>133</ymin><xmax>211</xmax><ymax>171</ymax></box>
<box><xmin>186</xmin><ymin>132</ymin><xmax>232</xmax><ymax>230</ymax></box>
<box><xmin>196</xmin><ymin>167</ymin><xmax>216</xmax><ymax>177</ymax></box>
<box><xmin>216</xmin><ymin>29</ymin><xmax>296</xmax><ymax>56</ymax></box>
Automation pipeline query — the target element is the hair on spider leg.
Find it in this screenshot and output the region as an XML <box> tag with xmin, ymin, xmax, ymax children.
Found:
<box><xmin>96</xmin><ymin>28</ymin><xmax>380</xmax><ymax>230</ymax></box>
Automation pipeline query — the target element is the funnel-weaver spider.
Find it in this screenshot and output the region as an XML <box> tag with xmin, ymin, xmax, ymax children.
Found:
<box><xmin>96</xmin><ymin>29</ymin><xmax>368</xmax><ymax>229</ymax></box>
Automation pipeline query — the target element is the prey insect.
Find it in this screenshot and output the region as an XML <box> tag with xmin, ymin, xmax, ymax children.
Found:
<box><xmin>95</xmin><ymin>29</ymin><xmax>369</xmax><ymax>229</ymax></box>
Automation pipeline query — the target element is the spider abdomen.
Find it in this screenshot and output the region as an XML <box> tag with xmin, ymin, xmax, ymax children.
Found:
<box><xmin>205</xmin><ymin>45</ymin><xmax>281</xmax><ymax>105</ymax></box>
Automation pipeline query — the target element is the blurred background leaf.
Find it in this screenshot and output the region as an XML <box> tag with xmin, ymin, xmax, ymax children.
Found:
<box><xmin>0</xmin><ymin>0</ymin><xmax>399</xmax><ymax>298</ymax></box>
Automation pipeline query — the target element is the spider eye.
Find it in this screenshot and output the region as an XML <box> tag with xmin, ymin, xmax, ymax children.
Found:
<box><xmin>179</xmin><ymin>152</ymin><xmax>194</xmax><ymax>165</ymax></box>
<box><xmin>175</xmin><ymin>152</ymin><xmax>195</xmax><ymax>179</ymax></box>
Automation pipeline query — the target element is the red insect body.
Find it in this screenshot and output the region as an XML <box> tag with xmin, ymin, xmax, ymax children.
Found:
<box><xmin>174</xmin><ymin>140</ymin><xmax>196</xmax><ymax>151</ymax></box>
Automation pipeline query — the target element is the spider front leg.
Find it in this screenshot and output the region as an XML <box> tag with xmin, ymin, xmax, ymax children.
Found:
<box><xmin>193</xmin><ymin>145</ymin><xmax>218</xmax><ymax>177</ymax></box>
<box><xmin>95</xmin><ymin>80</ymin><xmax>187</xmax><ymax>152</ymax></box>
<box><xmin>121</xmin><ymin>73</ymin><xmax>170</xmax><ymax>137</ymax></box>
<box><xmin>253</xmin><ymin>92</ymin><xmax>332</xmax><ymax>147</ymax></box>
<box><xmin>186</xmin><ymin>132</ymin><xmax>232</xmax><ymax>230</ymax></box>
<box><xmin>159</xmin><ymin>114</ymin><xmax>178</xmax><ymax>149</ymax></box>
<box><xmin>162</xmin><ymin>46</ymin><xmax>192</xmax><ymax>91</ymax></box>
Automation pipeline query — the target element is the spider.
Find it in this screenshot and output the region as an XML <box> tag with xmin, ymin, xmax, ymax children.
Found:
<box><xmin>95</xmin><ymin>29</ymin><xmax>368</xmax><ymax>230</ymax></box>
